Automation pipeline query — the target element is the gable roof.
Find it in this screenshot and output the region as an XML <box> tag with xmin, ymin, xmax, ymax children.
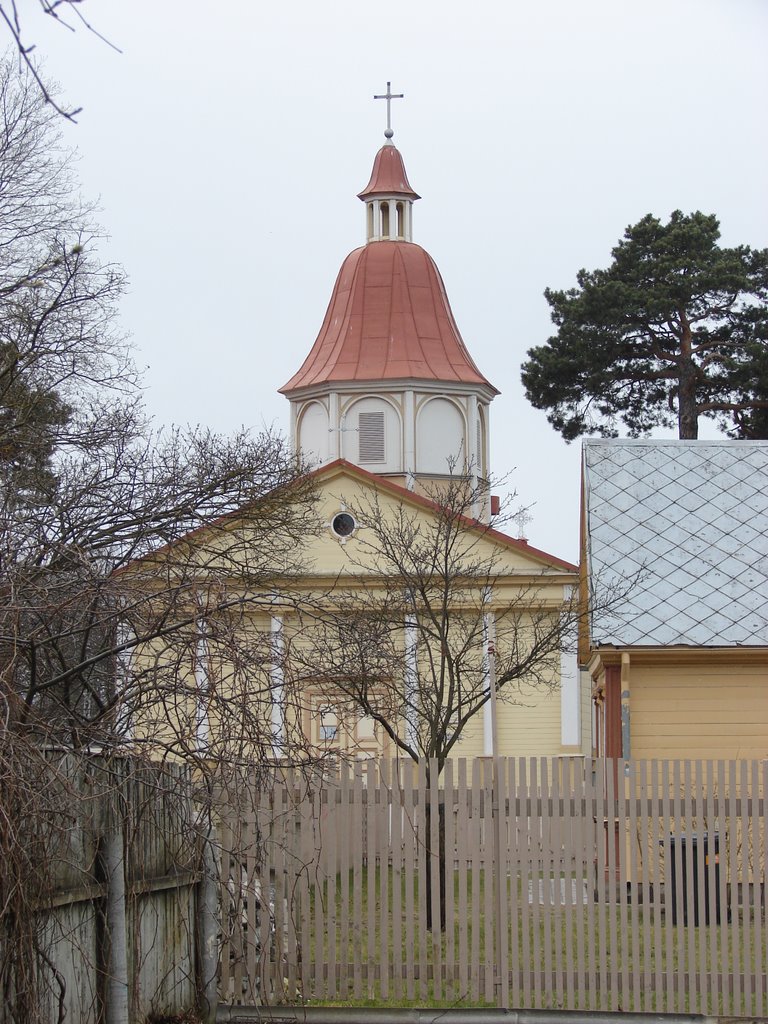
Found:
<box><xmin>316</xmin><ymin>460</ymin><xmax>577</xmax><ymax>573</ymax></box>
<box><xmin>583</xmin><ymin>439</ymin><xmax>768</xmax><ymax>647</ymax></box>
<box><xmin>119</xmin><ymin>458</ymin><xmax>577</xmax><ymax>577</ymax></box>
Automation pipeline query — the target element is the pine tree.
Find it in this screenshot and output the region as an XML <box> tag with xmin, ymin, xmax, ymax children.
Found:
<box><xmin>521</xmin><ymin>211</ymin><xmax>768</xmax><ymax>440</ymax></box>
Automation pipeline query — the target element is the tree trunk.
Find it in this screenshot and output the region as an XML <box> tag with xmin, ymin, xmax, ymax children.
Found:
<box><xmin>424</xmin><ymin>798</ymin><xmax>446</xmax><ymax>931</ymax></box>
<box><xmin>103</xmin><ymin>818</ymin><xmax>129</xmax><ymax>1024</ymax></box>
<box><xmin>678</xmin><ymin>323</ymin><xmax>699</xmax><ymax>439</ymax></box>
<box><xmin>198</xmin><ymin>815</ymin><xmax>219</xmax><ymax>1024</ymax></box>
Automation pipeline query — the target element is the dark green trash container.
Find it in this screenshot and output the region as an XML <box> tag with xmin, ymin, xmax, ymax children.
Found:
<box><xmin>667</xmin><ymin>831</ymin><xmax>720</xmax><ymax>926</ymax></box>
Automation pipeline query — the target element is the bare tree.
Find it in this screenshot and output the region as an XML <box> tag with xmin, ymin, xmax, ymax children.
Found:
<box><xmin>0</xmin><ymin>58</ymin><xmax>323</xmax><ymax>1021</ymax></box>
<box><xmin>291</xmin><ymin>475</ymin><xmax>579</xmax><ymax>776</ymax></box>
<box><xmin>286</xmin><ymin>474</ymin><xmax>583</xmax><ymax>931</ymax></box>
<box><xmin>0</xmin><ymin>3</ymin><xmax>118</xmax><ymax>119</ymax></box>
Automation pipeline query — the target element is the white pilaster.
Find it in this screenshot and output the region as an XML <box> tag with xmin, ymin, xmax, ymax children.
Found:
<box><xmin>482</xmin><ymin>611</ymin><xmax>496</xmax><ymax>756</ymax></box>
<box><xmin>270</xmin><ymin>614</ymin><xmax>285</xmax><ymax>757</ymax></box>
<box><xmin>289</xmin><ymin>401</ymin><xmax>299</xmax><ymax>452</ymax></box>
<box><xmin>560</xmin><ymin>585</ymin><xmax>580</xmax><ymax>748</ymax></box>
<box><xmin>403</xmin><ymin>389</ymin><xmax>415</xmax><ymax>485</ymax></box>
<box><xmin>329</xmin><ymin>392</ymin><xmax>340</xmax><ymax>460</ymax></box>
<box><xmin>404</xmin><ymin>614</ymin><xmax>418</xmax><ymax>750</ymax></box>
<box><xmin>194</xmin><ymin>618</ymin><xmax>209</xmax><ymax>753</ymax></box>
<box><xmin>560</xmin><ymin>651</ymin><xmax>580</xmax><ymax>747</ymax></box>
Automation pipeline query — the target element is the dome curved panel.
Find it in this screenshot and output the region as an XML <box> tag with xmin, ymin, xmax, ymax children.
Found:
<box><xmin>280</xmin><ymin>241</ymin><xmax>498</xmax><ymax>395</ymax></box>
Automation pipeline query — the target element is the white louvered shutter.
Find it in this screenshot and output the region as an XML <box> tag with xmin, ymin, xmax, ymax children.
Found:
<box><xmin>358</xmin><ymin>411</ymin><xmax>385</xmax><ymax>463</ymax></box>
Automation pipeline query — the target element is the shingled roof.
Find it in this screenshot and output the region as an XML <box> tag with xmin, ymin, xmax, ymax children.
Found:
<box><xmin>583</xmin><ymin>439</ymin><xmax>768</xmax><ymax>647</ymax></box>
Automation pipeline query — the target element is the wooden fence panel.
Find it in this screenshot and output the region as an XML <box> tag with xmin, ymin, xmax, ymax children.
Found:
<box><xmin>24</xmin><ymin>755</ymin><xmax>200</xmax><ymax>1024</ymax></box>
<box><xmin>220</xmin><ymin>757</ymin><xmax>767</xmax><ymax>1016</ymax></box>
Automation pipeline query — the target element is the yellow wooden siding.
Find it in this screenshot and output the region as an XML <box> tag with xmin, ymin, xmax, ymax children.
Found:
<box><xmin>497</xmin><ymin>684</ymin><xmax>562</xmax><ymax>755</ymax></box>
<box><xmin>631</xmin><ymin>663</ymin><xmax>768</xmax><ymax>760</ymax></box>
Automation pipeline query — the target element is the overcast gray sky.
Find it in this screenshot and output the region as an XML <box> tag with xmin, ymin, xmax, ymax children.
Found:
<box><xmin>22</xmin><ymin>0</ymin><xmax>768</xmax><ymax>564</ymax></box>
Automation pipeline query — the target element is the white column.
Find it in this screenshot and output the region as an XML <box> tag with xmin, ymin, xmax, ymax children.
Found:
<box><xmin>329</xmin><ymin>392</ymin><xmax>340</xmax><ymax>460</ymax></box>
<box><xmin>289</xmin><ymin>400</ymin><xmax>299</xmax><ymax>452</ymax></box>
<box><xmin>468</xmin><ymin>395</ymin><xmax>481</xmax><ymax>516</ymax></box>
<box><xmin>560</xmin><ymin>585</ymin><xmax>580</xmax><ymax>748</ymax></box>
<box><xmin>270</xmin><ymin>614</ymin><xmax>285</xmax><ymax>757</ymax></box>
<box><xmin>404</xmin><ymin>614</ymin><xmax>418</xmax><ymax>750</ymax></box>
<box><xmin>194</xmin><ymin>618</ymin><xmax>209</xmax><ymax>753</ymax></box>
<box><xmin>467</xmin><ymin>394</ymin><xmax>479</xmax><ymax>472</ymax></box>
<box><xmin>560</xmin><ymin>651</ymin><xmax>580</xmax><ymax>747</ymax></box>
<box><xmin>403</xmin><ymin>389</ymin><xmax>415</xmax><ymax>486</ymax></box>
<box><xmin>482</xmin><ymin>611</ymin><xmax>496</xmax><ymax>756</ymax></box>
<box><xmin>114</xmin><ymin>621</ymin><xmax>135</xmax><ymax>739</ymax></box>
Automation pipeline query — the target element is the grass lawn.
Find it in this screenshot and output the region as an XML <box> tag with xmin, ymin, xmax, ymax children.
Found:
<box><xmin>283</xmin><ymin>865</ymin><xmax>766</xmax><ymax>1014</ymax></box>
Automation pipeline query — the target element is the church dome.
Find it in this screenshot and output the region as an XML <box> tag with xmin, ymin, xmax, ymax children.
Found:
<box><xmin>280</xmin><ymin>240</ymin><xmax>498</xmax><ymax>396</ymax></box>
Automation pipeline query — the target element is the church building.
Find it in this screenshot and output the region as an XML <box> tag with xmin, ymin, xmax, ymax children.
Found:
<box><xmin>268</xmin><ymin>96</ymin><xmax>585</xmax><ymax>761</ymax></box>
<box><xmin>129</xmin><ymin>95</ymin><xmax>586</xmax><ymax>765</ymax></box>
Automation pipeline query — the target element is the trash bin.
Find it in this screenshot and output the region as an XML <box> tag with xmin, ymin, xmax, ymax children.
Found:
<box><xmin>666</xmin><ymin>832</ymin><xmax>720</xmax><ymax>926</ymax></box>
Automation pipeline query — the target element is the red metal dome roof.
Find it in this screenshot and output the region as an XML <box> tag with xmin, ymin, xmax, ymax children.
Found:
<box><xmin>357</xmin><ymin>144</ymin><xmax>421</xmax><ymax>200</ymax></box>
<box><xmin>280</xmin><ymin>241</ymin><xmax>498</xmax><ymax>395</ymax></box>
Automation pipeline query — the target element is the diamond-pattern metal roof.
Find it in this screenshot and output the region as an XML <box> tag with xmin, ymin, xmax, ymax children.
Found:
<box><xmin>583</xmin><ymin>440</ymin><xmax>768</xmax><ymax>647</ymax></box>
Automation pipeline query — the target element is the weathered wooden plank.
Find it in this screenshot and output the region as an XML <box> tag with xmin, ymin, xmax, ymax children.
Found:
<box><xmin>443</xmin><ymin>759</ymin><xmax>455</xmax><ymax>1001</ymax></box>
<box><xmin>456</xmin><ymin>758</ymin><xmax>469</xmax><ymax>1003</ymax></box>
<box><xmin>351</xmin><ymin>761</ymin><xmax>363</xmax><ymax>1001</ymax></box>
<box><xmin>400</xmin><ymin>758</ymin><xmax>415</xmax><ymax>1002</ymax></box>
<box><xmin>469</xmin><ymin>757</ymin><xmax>481</xmax><ymax>1004</ymax></box>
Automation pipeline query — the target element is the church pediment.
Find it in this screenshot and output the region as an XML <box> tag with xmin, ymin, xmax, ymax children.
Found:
<box><xmin>305</xmin><ymin>461</ymin><xmax>576</xmax><ymax>581</ymax></box>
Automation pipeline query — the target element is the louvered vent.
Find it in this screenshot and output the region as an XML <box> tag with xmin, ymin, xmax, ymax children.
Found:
<box><xmin>359</xmin><ymin>411</ymin><xmax>385</xmax><ymax>463</ymax></box>
<box><xmin>476</xmin><ymin>419</ymin><xmax>482</xmax><ymax>469</ymax></box>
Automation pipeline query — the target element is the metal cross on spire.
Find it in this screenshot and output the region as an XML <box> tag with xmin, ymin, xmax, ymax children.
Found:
<box><xmin>374</xmin><ymin>81</ymin><xmax>404</xmax><ymax>140</ymax></box>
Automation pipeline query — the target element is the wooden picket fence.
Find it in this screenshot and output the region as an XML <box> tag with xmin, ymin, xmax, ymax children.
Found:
<box><xmin>218</xmin><ymin>757</ymin><xmax>767</xmax><ymax>1015</ymax></box>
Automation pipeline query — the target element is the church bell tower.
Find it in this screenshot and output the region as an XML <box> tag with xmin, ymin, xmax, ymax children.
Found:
<box><xmin>280</xmin><ymin>85</ymin><xmax>498</xmax><ymax>508</ymax></box>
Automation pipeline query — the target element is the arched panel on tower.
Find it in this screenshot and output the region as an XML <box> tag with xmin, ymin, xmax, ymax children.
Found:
<box><xmin>297</xmin><ymin>401</ymin><xmax>330</xmax><ymax>467</ymax></box>
<box><xmin>416</xmin><ymin>398</ymin><xmax>466</xmax><ymax>475</ymax></box>
<box><xmin>342</xmin><ymin>396</ymin><xmax>402</xmax><ymax>472</ymax></box>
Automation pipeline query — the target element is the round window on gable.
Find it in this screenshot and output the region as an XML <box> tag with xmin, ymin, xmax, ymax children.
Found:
<box><xmin>331</xmin><ymin>512</ymin><xmax>356</xmax><ymax>539</ymax></box>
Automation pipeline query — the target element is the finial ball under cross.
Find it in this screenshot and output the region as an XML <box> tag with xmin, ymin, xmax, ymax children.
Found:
<box><xmin>374</xmin><ymin>81</ymin><xmax>404</xmax><ymax>140</ymax></box>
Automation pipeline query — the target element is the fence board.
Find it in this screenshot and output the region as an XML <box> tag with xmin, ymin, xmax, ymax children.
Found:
<box><xmin>729</xmin><ymin>759</ymin><xmax>741</xmax><ymax>1013</ymax></box>
<box><xmin>457</xmin><ymin>758</ymin><xmax>469</xmax><ymax>1002</ymax></box>
<box><xmin>402</xmin><ymin>759</ymin><xmax>416</xmax><ymax>1001</ymax></box>
<box><xmin>469</xmin><ymin>758</ymin><xmax>481</xmax><ymax>1003</ymax></box>
<box><xmin>517</xmin><ymin>757</ymin><xmax>532</xmax><ymax>1008</ymax></box>
<box><xmin>444</xmin><ymin>759</ymin><xmax>456</xmax><ymax>1002</ymax></box>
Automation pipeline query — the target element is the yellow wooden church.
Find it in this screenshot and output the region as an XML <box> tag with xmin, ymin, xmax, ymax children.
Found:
<box><xmin>128</xmin><ymin>114</ymin><xmax>585</xmax><ymax>766</ymax></box>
